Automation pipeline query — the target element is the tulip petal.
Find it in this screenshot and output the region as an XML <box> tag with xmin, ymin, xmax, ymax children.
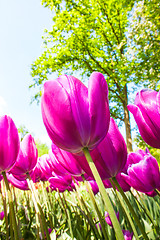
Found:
<box><xmin>10</xmin><ymin>134</ymin><xmax>38</xmax><ymax>176</ymax></box>
<box><xmin>42</xmin><ymin>76</ymin><xmax>91</xmax><ymax>153</ymax></box>
<box><xmin>0</xmin><ymin>115</ymin><xmax>20</xmax><ymax>172</ymax></box>
<box><xmin>88</xmin><ymin>72</ymin><xmax>110</xmax><ymax>148</ymax></box>
<box><xmin>128</xmin><ymin>104</ymin><xmax>160</xmax><ymax>148</ymax></box>
<box><xmin>57</xmin><ymin>75</ymin><xmax>91</xmax><ymax>145</ymax></box>
<box><xmin>125</xmin><ymin>155</ymin><xmax>160</xmax><ymax>192</ymax></box>
<box><xmin>51</xmin><ymin>143</ymin><xmax>84</xmax><ymax>176</ymax></box>
<box><xmin>96</xmin><ymin>118</ymin><xmax>127</xmax><ymax>177</ymax></box>
<box><xmin>137</xmin><ymin>90</ymin><xmax>160</xmax><ymax>136</ymax></box>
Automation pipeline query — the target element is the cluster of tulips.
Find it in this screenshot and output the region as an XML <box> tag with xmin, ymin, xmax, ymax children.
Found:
<box><xmin>0</xmin><ymin>72</ymin><xmax>160</xmax><ymax>239</ymax></box>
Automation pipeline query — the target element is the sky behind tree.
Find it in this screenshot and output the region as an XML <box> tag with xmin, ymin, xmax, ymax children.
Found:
<box><xmin>0</xmin><ymin>0</ymin><xmax>52</xmax><ymax>145</ymax></box>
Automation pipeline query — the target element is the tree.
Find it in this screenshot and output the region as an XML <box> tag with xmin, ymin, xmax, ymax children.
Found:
<box><xmin>35</xmin><ymin>140</ymin><xmax>49</xmax><ymax>157</ymax></box>
<box><xmin>127</xmin><ymin>0</ymin><xmax>160</xmax><ymax>89</ymax></box>
<box><xmin>18</xmin><ymin>125</ymin><xmax>29</xmax><ymax>141</ymax></box>
<box><xmin>30</xmin><ymin>0</ymin><xmax>159</xmax><ymax>152</ymax></box>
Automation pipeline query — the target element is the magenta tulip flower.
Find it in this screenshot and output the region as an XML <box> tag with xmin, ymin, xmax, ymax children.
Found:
<box><xmin>31</xmin><ymin>153</ymin><xmax>58</xmax><ymax>182</ymax></box>
<box><xmin>88</xmin><ymin>180</ymin><xmax>99</xmax><ymax>195</ymax></box>
<box><xmin>105</xmin><ymin>211</ymin><xmax>119</xmax><ymax>227</ymax></box>
<box><xmin>49</xmin><ymin>175</ymin><xmax>75</xmax><ymax>192</ymax></box>
<box><xmin>145</xmin><ymin>190</ymin><xmax>157</xmax><ymax>197</ymax></box>
<box><xmin>50</xmin><ymin>143</ymin><xmax>85</xmax><ymax>176</ymax></box>
<box><xmin>72</xmin><ymin>118</ymin><xmax>127</xmax><ymax>179</ymax></box>
<box><xmin>30</xmin><ymin>160</ymin><xmax>46</xmax><ymax>183</ymax></box>
<box><xmin>128</xmin><ymin>89</ymin><xmax>160</xmax><ymax>148</ymax></box>
<box><xmin>122</xmin><ymin>152</ymin><xmax>160</xmax><ymax>193</ymax></box>
<box><xmin>126</xmin><ymin>148</ymin><xmax>150</xmax><ymax>167</ymax></box>
<box><xmin>0</xmin><ymin>211</ymin><xmax>4</xmax><ymax>220</ymax></box>
<box><xmin>0</xmin><ymin>115</ymin><xmax>20</xmax><ymax>172</ymax></box>
<box><xmin>37</xmin><ymin>154</ymin><xmax>53</xmax><ymax>180</ymax></box>
<box><xmin>97</xmin><ymin>211</ymin><xmax>119</xmax><ymax>230</ymax></box>
<box><xmin>122</xmin><ymin>230</ymin><xmax>133</xmax><ymax>240</ymax></box>
<box><xmin>49</xmin><ymin>149</ymin><xmax>70</xmax><ymax>176</ymax></box>
<box><xmin>10</xmin><ymin>134</ymin><xmax>38</xmax><ymax>180</ymax></box>
<box><xmin>41</xmin><ymin>72</ymin><xmax>110</xmax><ymax>153</ymax></box>
<box><xmin>7</xmin><ymin>173</ymin><xmax>29</xmax><ymax>191</ymax></box>
<box><xmin>116</xmin><ymin>173</ymin><xmax>131</xmax><ymax>192</ymax></box>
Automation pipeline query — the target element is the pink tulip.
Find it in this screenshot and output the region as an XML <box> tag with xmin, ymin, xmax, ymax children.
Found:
<box><xmin>0</xmin><ymin>211</ymin><xmax>4</xmax><ymax>220</ymax></box>
<box><xmin>128</xmin><ymin>89</ymin><xmax>160</xmax><ymax>148</ymax></box>
<box><xmin>122</xmin><ymin>149</ymin><xmax>160</xmax><ymax>193</ymax></box>
<box><xmin>0</xmin><ymin>115</ymin><xmax>20</xmax><ymax>172</ymax></box>
<box><xmin>97</xmin><ymin>211</ymin><xmax>119</xmax><ymax>230</ymax></box>
<box><xmin>105</xmin><ymin>211</ymin><xmax>119</xmax><ymax>227</ymax></box>
<box><xmin>38</xmin><ymin>154</ymin><xmax>53</xmax><ymax>180</ymax></box>
<box><xmin>49</xmin><ymin>175</ymin><xmax>75</xmax><ymax>192</ymax></box>
<box><xmin>30</xmin><ymin>160</ymin><xmax>46</xmax><ymax>183</ymax></box>
<box><xmin>122</xmin><ymin>230</ymin><xmax>133</xmax><ymax>240</ymax></box>
<box><xmin>7</xmin><ymin>173</ymin><xmax>29</xmax><ymax>191</ymax></box>
<box><xmin>72</xmin><ymin>118</ymin><xmax>127</xmax><ymax>179</ymax></box>
<box><xmin>10</xmin><ymin>134</ymin><xmax>38</xmax><ymax>179</ymax></box>
<box><xmin>49</xmin><ymin>143</ymin><xmax>85</xmax><ymax>176</ymax></box>
<box><xmin>41</xmin><ymin>72</ymin><xmax>110</xmax><ymax>153</ymax></box>
<box><xmin>88</xmin><ymin>180</ymin><xmax>99</xmax><ymax>195</ymax></box>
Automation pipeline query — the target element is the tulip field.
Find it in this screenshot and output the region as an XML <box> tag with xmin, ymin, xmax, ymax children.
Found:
<box><xmin>0</xmin><ymin>73</ymin><xmax>160</xmax><ymax>239</ymax></box>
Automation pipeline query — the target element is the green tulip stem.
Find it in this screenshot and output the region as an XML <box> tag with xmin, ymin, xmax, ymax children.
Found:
<box><xmin>82</xmin><ymin>175</ymin><xmax>109</xmax><ymax>240</ymax></box>
<box><xmin>111</xmin><ymin>177</ymin><xmax>149</xmax><ymax>240</ymax></box>
<box><xmin>110</xmin><ymin>180</ymin><xmax>139</xmax><ymax>240</ymax></box>
<box><xmin>26</xmin><ymin>174</ymin><xmax>51</xmax><ymax>240</ymax></box>
<box><xmin>155</xmin><ymin>189</ymin><xmax>160</xmax><ymax>197</ymax></box>
<box><xmin>83</xmin><ymin>147</ymin><xmax>125</xmax><ymax>240</ymax></box>
<box><xmin>0</xmin><ymin>182</ymin><xmax>9</xmax><ymax>240</ymax></box>
<box><xmin>131</xmin><ymin>190</ymin><xmax>155</xmax><ymax>225</ymax></box>
<box><xmin>2</xmin><ymin>171</ymin><xmax>19</xmax><ymax>240</ymax></box>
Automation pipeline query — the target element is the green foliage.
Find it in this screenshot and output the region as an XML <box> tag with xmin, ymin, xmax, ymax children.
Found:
<box><xmin>1</xmin><ymin>183</ymin><xmax>160</xmax><ymax>239</ymax></box>
<box><xmin>127</xmin><ymin>0</ymin><xmax>160</xmax><ymax>89</ymax></box>
<box><xmin>36</xmin><ymin>139</ymin><xmax>49</xmax><ymax>157</ymax></box>
<box><xmin>30</xmin><ymin>0</ymin><xmax>159</xmax><ymax>151</ymax></box>
<box><xmin>18</xmin><ymin>125</ymin><xmax>29</xmax><ymax>141</ymax></box>
<box><xmin>31</xmin><ymin>0</ymin><xmax>136</xmax><ymax>122</ymax></box>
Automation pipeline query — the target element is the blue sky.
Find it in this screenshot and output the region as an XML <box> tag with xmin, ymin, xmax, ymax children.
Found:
<box><xmin>0</xmin><ymin>0</ymin><xmax>53</xmax><ymax>145</ymax></box>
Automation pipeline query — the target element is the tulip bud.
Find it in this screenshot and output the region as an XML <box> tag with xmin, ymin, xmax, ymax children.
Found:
<box><xmin>41</xmin><ymin>72</ymin><xmax>110</xmax><ymax>153</ymax></box>
<box><xmin>0</xmin><ymin>211</ymin><xmax>4</xmax><ymax>220</ymax></box>
<box><xmin>122</xmin><ymin>230</ymin><xmax>133</xmax><ymax>240</ymax></box>
<box><xmin>0</xmin><ymin>115</ymin><xmax>20</xmax><ymax>172</ymax></box>
<box><xmin>10</xmin><ymin>134</ymin><xmax>38</xmax><ymax>179</ymax></box>
<box><xmin>122</xmin><ymin>150</ymin><xmax>160</xmax><ymax>193</ymax></box>
<box><xmin>128</xmin><ymin>89</ymin><xmax>160</xmax><ymax>148</ymax></box>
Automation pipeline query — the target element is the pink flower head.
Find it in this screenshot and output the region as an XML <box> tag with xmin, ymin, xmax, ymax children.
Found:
<box><xmin>0</xmin><ymin>211</ymin><xmax>4</xmax><ymax>220</ymax></box>
<box><xmin>7</xmin><ymin>173</ymin><xmax>29</xmax><ymax>191</ymax></box>
<box><xmin>88</xmin><ymin>180</ymin><xmax>99</xmax><ymax>195</ymax></box>
<box><xmin>38</xmin><ymin>154</ymin><xmax>53</xmax><ymax>180</ymax></box>
<box><xmin>105</xmin><ymin>211</ymin><xmax>119</xmax><ymax>227</ymax></box>
<box><xmin>72</xmin><ymin>118</ymin><xmax>127</xmax><ymax>179</ymax></box>
<box><xmin>0</xmin><ymin>115</ymin><xmax>20</xmax><ymax>172</ymax></box>
<box><xmin>49</xmin><ymin>175</ymin><xmax>75</xmax><ymax>192</ymax></box>
<box><xmin>122</xmin><ymin>230</ymin><xmax>133</xmax><ymax>240</ymax></box>
<box><xmin>41</xmin><ymin>72</ymin><xmax>110</xmax><ymax>153</ymax></box>
<box><xmin>97</xmin><ymin>211</ymin><xmax>119</xmax><ymax>230</ymax></box>
<box><xmin>10</xmin><ymin>134</ymin><xmax>38</xmax><ymax>179</ymax></box>
<box><xmin>128</xmin><ymin>89</ymin><xmax>160</xmax><ymax>148</ymax></box>
<box><xmin>122</xmin><ymin>150</ymin><xmax>160</xmax><ymax>193</ymax></box>
<box><xmin>49</xmin><ymin>143</ymin><xmax>85</xmax><ymax>176</ymax></box>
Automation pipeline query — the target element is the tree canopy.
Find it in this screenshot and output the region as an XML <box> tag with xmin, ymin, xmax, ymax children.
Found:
<box><xmin>30</xmin><ymin>0</ymin><xmax>160</xmax><ymax>151</ymax></box>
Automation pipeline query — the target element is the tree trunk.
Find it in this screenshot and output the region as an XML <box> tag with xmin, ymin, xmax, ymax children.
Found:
<box><xmin>123</xmin><ymin>84</ymin><xmax>133</xmax><ymax>152</ymax></box>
